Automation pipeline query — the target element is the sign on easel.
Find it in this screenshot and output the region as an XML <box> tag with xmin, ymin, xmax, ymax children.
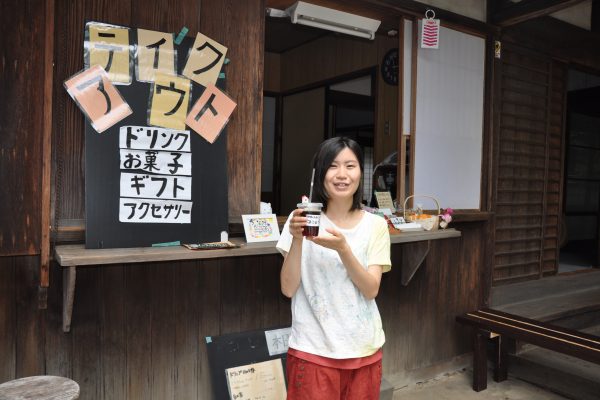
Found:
<box><xmin>206</xmin><ymin>327</ymin><xmax>291</xmax><ymax>400</ymax></box>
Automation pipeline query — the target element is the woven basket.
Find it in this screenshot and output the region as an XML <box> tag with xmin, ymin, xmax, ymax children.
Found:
<box><xmin>403</xmin><ymin>195</ymin><xmax>440</xmax><ymax>231</ymax></box>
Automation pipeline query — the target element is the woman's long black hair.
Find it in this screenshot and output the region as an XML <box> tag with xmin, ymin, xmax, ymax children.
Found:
<box><xmin>310</xmin><ymin>137</ymin><xmax>364</xmax><ymax>212</ymax></box>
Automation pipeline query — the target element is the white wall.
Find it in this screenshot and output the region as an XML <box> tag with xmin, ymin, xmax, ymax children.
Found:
<box><xmin>413</xmin><ymin>26</ymin><xmax>485</xmax><ymax>210</ymax></box>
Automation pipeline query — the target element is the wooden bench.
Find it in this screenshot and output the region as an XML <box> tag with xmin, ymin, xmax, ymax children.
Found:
<box><xmin>456</xmin><ymin>308</ymin><xmax>600</xmax><ymax>392</ymax></box>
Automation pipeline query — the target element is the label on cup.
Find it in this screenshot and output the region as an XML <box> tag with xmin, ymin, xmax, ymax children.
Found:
<box><xmin>306</xmin><ymin>213</ymin><xmax>320</xmax><ymax>226</ymax></box>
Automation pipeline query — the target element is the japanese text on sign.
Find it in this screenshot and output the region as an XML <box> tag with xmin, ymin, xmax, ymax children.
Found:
<box><xmin>186</xmin><ymin>83</ymin><xmax>237</xmax><ymax>143</ymax></box>
<box><xmin>64</xmin><ymin>65</ymin><xmax>132</xmax><ymax>133</ymax></box>
<box><xmin>86</xmin><ymin>23</ymin><xmax>132</xmax><ymax>84</ymax></box>
<box><xmin>136</xmin><ymin>28</ymin><xmax>176</xmax><ymax>82</ymax></box>
<box><xmin>119</xmin><ymin>126</ymin><xmax>192</xmax><ymax>223</ymax></box>
<box><xmin>264</xmin><ymin>327</ymin><xmax>291</xmax><ymax>356</ymax></box>
<box><xmin>150</xmin><ymin>73</ymin><xmax>191</xmax><ymax>130</ymax></box>
<box><xmin>225</xmin><ymin>359</ymin><xmax>286</xmax><ymax>400</ymax></box>
<box><xmin>182</xmin><ymin>33</ymin><xmax>228</xmax><ymax>87</ymax></box>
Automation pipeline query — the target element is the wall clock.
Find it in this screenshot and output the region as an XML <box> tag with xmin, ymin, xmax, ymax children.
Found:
<box><xmin>381</xmin><ymin>48</ymin><xmax>399</xmax><ymax>86</ymax></box>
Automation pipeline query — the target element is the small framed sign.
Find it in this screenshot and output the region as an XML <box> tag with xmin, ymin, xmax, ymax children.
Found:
<box><xmin>374</xmin><ymin>191</ymin><xmax>395</xmax><ymax>212</ymax></box>
<box><xmin>242</xmin><ymin>214</ymin><xmax>280</xmax><ymax>243</ymax></box>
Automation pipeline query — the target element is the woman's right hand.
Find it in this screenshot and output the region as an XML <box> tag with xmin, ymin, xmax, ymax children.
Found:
<box><xmin>289</xmin><ymin>208</ymin><xmax>307</xmax><ymax>239</ymax></box>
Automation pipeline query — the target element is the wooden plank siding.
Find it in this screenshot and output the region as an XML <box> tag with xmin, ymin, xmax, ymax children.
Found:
<box><xmin>51</xmin><ymin>0</ymin><xmax>263</xmax><ymax>237</ymax></box>
<box><xmin>0</xmin><ymin>0</ymin><xmax>47</xmax><ymax>255</ymax></box>
<box><xmin>492</xmin><ymin>44</ymin><xmax>566</xmax><ymax>285</ymax></box>
<box><xmin>0</xmin><ymin>0</ymin><xmax>489</xmax><ymax>397</ymax></box>
<box><xmin>0</xmin><ymin>220</ymin><xmax>483</xmax><ymax>398</ymax></box>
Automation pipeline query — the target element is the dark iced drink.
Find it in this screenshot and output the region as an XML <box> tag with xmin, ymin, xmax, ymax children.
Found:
<box><xmin>298</xmin><ymin>202</ymin><xmax>323</xmax><ymax>237</ymax></box>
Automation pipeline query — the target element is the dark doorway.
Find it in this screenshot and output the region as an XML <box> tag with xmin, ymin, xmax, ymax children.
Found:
<box><xmin>560</xmin><ymin>69</ymin><xmax>600</xmax><ymax>272</ymax></box>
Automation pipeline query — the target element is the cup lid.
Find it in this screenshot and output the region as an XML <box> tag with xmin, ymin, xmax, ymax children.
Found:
<box><xmin>297</xmin><ymin>202</ymin><xmax>323</xmax><ymax>208</ymax></box>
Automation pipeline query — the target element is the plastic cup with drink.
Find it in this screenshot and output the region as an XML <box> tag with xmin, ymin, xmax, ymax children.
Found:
<box><xmin>297</xmin><ymin>200</ymin><xmax>323</xmax><ymax>237</ymax></box>
<box><xmin>297</xmin><ymin>168</ymin><xmax>322</xmax><ymax>237</ymax></box>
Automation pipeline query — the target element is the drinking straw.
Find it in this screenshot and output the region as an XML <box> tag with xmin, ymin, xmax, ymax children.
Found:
<box><xmin>308</xmin><ymin>168</ymin><xmax>315</xmax><ymax>202</ymax></box>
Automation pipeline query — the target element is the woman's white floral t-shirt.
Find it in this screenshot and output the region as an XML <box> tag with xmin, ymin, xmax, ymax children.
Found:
<box><xmin>276</xmin><ymin>211</ymin><xmax>391</xmax><ymax>359</ymax></box>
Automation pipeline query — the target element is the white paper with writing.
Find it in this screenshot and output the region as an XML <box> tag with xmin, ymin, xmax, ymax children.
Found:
<box><xmin>264</xmin><ymin>327</ymin><xmax>291</xmax><ymax>356</ymax></box>
<box><xmin>225</xmin><ymin>359</ymin><xmax>286</xmax><ymax>400</ymax></box>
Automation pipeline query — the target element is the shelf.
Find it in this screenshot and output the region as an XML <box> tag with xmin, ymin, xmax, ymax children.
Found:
<box><xmin>54</xmin><ymin>228</ymin><xmax>460</xmax><ymax>332</ymax></box>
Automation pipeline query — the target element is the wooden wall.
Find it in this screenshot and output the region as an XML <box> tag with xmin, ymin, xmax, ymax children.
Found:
<box><xmin>269</xmin><ymin>31</ymin><xmax>399</xmax><ymax>164</ymax></box>
<box><xmin>0</xmin><ymin>220</ymin><xmax>485</xmax><ymax>399</ymax></box>
<box><xmin>0</xmin><ymin>0</ymin><xmax>488</xmax><ymax>398</ymax></box>
<box><xmin>52</xmin><ymin>0</ymin><xmax>264</xmax><ymax>232</ymax></box>
<box><xmin>0</xmin><ymin>0</ymin><xmax>48</xmax><ymax>255</ymax></box>
<box><xmin>491</xmin><ymin>43</ymin><xmax>566</xmax><ymax>285</ymax></box>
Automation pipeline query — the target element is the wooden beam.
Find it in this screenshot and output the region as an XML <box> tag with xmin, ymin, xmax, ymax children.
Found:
<box><xmin>364</xmin><ymin>0</ymin><xmax>497</xmax><ymax>35</ymax></box>
<box><xmin>492</xmin><ymin>0</ymin><xmax>587</xmax><ymax>27</ymax></box>
<box><xmin>39</xmin><ymin>0</ymin><xmax>55</xmax><ymax>306</ymax></box>
<box><xmin>502</xmin><ymin>16</ymin><xmax>600</xmax><ymax>71</ymax></box>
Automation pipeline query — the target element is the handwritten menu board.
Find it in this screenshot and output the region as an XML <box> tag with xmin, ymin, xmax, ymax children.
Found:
<box><xmin>84</xmin><ymin>31</ymin><xmax>228</xmax><ymax>249</ymax></box>
<box><xmin>206</xmin><ymin>327</ymin><xmax>290</xmax><ymax>400</ymax></box>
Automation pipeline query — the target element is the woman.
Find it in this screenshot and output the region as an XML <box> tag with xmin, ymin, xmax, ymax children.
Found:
<box><xmin>276</xmin><ymin>137</ymin><xmax>391</xmax><ymax>400</ymax></box>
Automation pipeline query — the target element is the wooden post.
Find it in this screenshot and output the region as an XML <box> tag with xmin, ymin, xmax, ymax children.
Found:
<box><xmin>493</xmin><ymin>334</ymin><xmax>508</xmax><ymax>382</ymax></box>
<box><xmin>39</xmin><ymin>0</ymin><xmax>55</xmax><ymax>308</ymax></box>
<box><xmin>62</xmin><ymin>267</ymin><xmax>77</xmax><ymax>333</ymax></box>
<box><xmin>473</xmin><ymin>329</ymin><xmax>488</xmax><ymax>391</ymax></box>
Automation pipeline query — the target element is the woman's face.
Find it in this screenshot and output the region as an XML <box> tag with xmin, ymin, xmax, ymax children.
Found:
<box><xmin>324</xmin><ymin>147</ymin><xmax>361</xmax><ymax>202</ymax></box>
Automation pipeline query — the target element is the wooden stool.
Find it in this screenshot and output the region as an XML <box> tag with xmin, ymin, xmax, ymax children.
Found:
<box><xmin>0</xmin><ymin>376</ymin><xmax>79</xmax><ymax>399</ymax></box>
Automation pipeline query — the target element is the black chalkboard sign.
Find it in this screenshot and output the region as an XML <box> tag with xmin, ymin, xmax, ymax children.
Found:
<box><xmin>85</xmin><ymin>31</ymin><xmax>228</xmax><ymax>249</ymax></box>
<box><xmin>206</xmin><ymin>327</ymin><xmax>290</xmax><ymax>400</ymax></box>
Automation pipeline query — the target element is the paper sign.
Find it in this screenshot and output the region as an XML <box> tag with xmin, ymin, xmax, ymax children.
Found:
<box><xmin>149</xmin><ymin>73</ymin><xmax>191</xmax><ymax>130</ymax></box>
<box><xmin>64</xmin><ymin>65</ymin><xmax>132</xmax><ymax>133</ymax></box>
<box><xmin>119</xmin><ymin>149</ymin><xmax>191</xmax><ymax>176</ymax></box>
<box><xmin>242</xmin><ymin>214</ymin><xmax>280</xmax><ymax>243</ymax></box>
<box><xmin>264</xmin><ymin>327</ymin><xmax>291</xmax><ymax>356</ymax></box>
<box><xmin>182</xmin><ymin>33</ymin><xmax>228</xmax><ymax>86</ymax></box>
<box><xmin>119</xmin><ymin>126</ymin><xmax>191</xmax><ymax>152</ymax></box>
<box><xmin>119</xmin><ymin>198</ymin><xmax>192</xmax><ymax>223</ymax></box>
<box><xmin>420</xmin><ymin>18</ymin><xmax>440</xmax><ymax>49</ymax></box>
<box><xmin>374</xmin><ymin>191</ymin><xmax>395</xmax><ymax>212</ymax></box>
<box><xmin>186</xmin><ymin>84</ymin><xmax>237</xmax><ymax>143</ymax></box>
<box><xmin>136</xmin><ymin>29</ymin><xmax>176</xmax><ymax>82</ymax></box>
<box><xmin>120</xmin><ymin>172</ymin><xmax>192</xmax><ymax>201</ymax></box>
<box><xmin>119</xmin><ymin>126</ymin><xmax>192</xmax><ymax>224</ymax></box>
<box><xmin>225</xmin><ymin>359</ymin><xmax>286</xmax><ymax>400</ymax></box>
<box><xmin>379</xmin><ymin>208</ymin><xmax>394</xmax><ymax>216</ymax></box>
<box><xmin>86</xmin><ymin>22</ymin><xmax>132</xmax><ymax>84</ymax></box>
<box><xmin>388</xmin><ymin>216</ymin><xmax>406</xmax><ymax>229</ymax></box>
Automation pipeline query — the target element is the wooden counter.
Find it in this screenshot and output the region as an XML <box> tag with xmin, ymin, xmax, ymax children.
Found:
<box><xmin>54</xmin><ymin>228</ymin><xmax>460</xmax><ymax>332</ymax></box>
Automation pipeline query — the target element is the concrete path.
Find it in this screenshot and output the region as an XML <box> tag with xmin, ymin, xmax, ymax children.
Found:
<box><xmin>392</xmin><ymin>368</ymin><xmax>569</xmax><ymax>400</ymax></box>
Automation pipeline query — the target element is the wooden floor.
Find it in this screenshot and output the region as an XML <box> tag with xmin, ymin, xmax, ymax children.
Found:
<box><xmin>491</xmin><ymin>269</ymin><xmax>600</xmax><ymax>321</ymax></box>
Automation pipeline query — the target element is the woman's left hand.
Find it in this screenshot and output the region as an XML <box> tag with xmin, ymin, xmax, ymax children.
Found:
<box><xmin>308</xmin><ymin>228</ymin><xmax>349</xmax><ymax>253</ymax></box>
